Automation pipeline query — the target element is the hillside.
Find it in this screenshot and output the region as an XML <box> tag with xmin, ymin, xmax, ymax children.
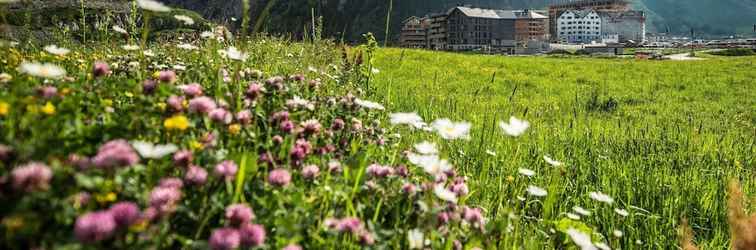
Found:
<box><xmin>161</xmin><ymin>0</ymin><xmax>756</xmax><ymax>41</ymax></box>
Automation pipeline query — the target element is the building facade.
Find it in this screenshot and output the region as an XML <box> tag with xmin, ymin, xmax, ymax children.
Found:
<box><xmin>399</xmin><ymin>16</ymin><xmax>430</xmax><ymax>48</ymax></box>
<box><xmin>427</xmin><ymin>13</ymin><xmax>448</xmax><ymax>50</ymax></box>
<box><xmin>548</xmin><ymin>0</ymin><xmax>630</xmax><ymax>41</ymax></box>
<box><xmin>599</xmin><ymin>10</ymin><xmax>646</xmax><ymax>42</ymax></box>
<box><xmin>557</xmin><ymin>10</ymin><xmax>602</xmax><ymax>44</ymax></box>
<box><xmin>446</xmin><ymin>7</ymin><xmax>548</xmax><ymax>52</ymax></box>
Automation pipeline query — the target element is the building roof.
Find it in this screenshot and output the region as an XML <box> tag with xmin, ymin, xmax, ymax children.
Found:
<box><xmin>560</xmin><ymin>9</ymin><xmax>597</xmax><ymax>18</ymax></box>
<box><xmin>450</xmin><ymin>7</ymin><xmax>548</xmax><ymax>19</ymax></box>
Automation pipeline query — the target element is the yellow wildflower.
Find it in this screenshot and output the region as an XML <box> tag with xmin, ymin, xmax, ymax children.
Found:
<box><xmin>2</xmin><ymin>216</ymin><xmax>24</xmax><ymax>232</ymax></box>
<box><xmin>41</xmin><ymin>102</ymin><xmax>56</xmax><ymax>115</ymax></box>
<box><xmin>190</xmin><ymin>140</ymin><xmax>204</xmax><ymax>150</ymax></box>
<box><xmin>95</xmin><ymin>192</ymin><xmax>117</xmax><ymax>204</ymax></box>
<box><xmin>228</xmin><ymin>124</ymin><xmax>241</xmax><ymax>135</ymax></box>
<box><xmin>0</xmin><ymin>101</ymin><xmax>9</xmax><ymax>116</ymax></box>
<box><xmin>157</xmin><ymin>103</ymin><xmax>167</xmax><ymax>111</ymax></box>
<box><xmin>164</xmin><ymin>115</ymin><xmax>189</xmax><ymax>131</ymax></box>
<box><xmin>61</xmin><ymin>88</ymin><xmax>72</xmax><ymax>96</ymax></box>
<box><xmin>506</xmin><ymin>175</ymin><xmax>515</xmax><ymax>182</ymax></box>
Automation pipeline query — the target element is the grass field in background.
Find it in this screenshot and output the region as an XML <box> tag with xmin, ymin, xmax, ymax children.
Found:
<box><xmin>371</xmin><ymin>48</ymin><xmax>756</xmax><ymax>248</ymax></box>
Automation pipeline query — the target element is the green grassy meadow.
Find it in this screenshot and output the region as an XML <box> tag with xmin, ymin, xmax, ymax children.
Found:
<box><xmin>371</xmin><ymin>48</ymin><xmax>756</xmax><ymax>248</ymax></box>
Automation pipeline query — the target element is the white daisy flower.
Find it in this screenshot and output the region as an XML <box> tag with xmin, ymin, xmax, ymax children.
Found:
<box><xmin>589</xmin><ymin>191</ymin><xmax>614</xmax><ymax>204</ymax></box>
<box><xmin>433</xmin><ymin>185</ymin><xmax>457</xmax><ymax>203</ymax></box>
<box><xmin>112</xmin><ymin>25</ymin><xmax>128</xmax><ymax>34</ymax></box>
<box><xmin>18</xmin><ymin>62</ymin><xmax>66</xmax><ymax>79</ymax></box>
<box><xmin>131</xmin><ymin>141</ymin><xmax>178</xmax><ymax>159</ymax></box>
<box><xmin>518</xmin><ymin>168</ymin><xmax>535</xmax><ymax>177</ymax></box>
<box><xmin>354</xmin><ymin>98</ymin><xmax>385</xmax><ymax>110</ymax></box>
<box><xmin>567</xmin><ymin>213</ymin><xmax>581</xmax><ymax>220</ymax></box>
<box><xmin>176</xmin><ymin>43</ymin><xmax>198</xmax><ymax>50</ymax></box>
<box><xmin>572</xmin><ymin>206</ymin><xmax>592</xmax><ymax>216</ymax></box>
<box><xmin>543</xmin><ymin>155</ymin><xmax>564</xmax><ymax>167</ymax></box>
<box><xmin>431</xmin><ymin>119</ymin><xmax>471</xmax><ymax>140</ymax></box>
<box><xmin>225</xmin><ymin>46</ymin><xmax>248</xmax><ymax>61</ymax></box>
<box><xmin>499</xmin><ymin>116</ymin><xmax>530</xmax><ymax>137</ymax></box>
<box><xmin>614</xmin><ymin>208</ymin><xmax>629</xmax><ymax>217</ymax></box>
<box><xmin>173</xmin><ymin>15</ymin><xmax>195</xmax><ymax>25</ymax></box>
<box><xmin>409</xmin><ymin>153</ymin><xmax>452</xmax><ymax>177</ymax></box>
<box><xmin>44</xmin><ymin>45</ymin><xmax>70</xmax><ymax>56</ymax></box>
<box><xmin>526</xmin><ymin>185</ymin><xmax>547</xmax><ymax>197</ymax></box>
<box><xmin>566</xmin><ymin>228</ymin><xmax>597</xmax><ymax>250</ymax></box>
<box><xmin>389</xmin><ymin>112</ymin><xmax>424</xmax><ymax>128</ymax></box>
<box><xmin>413</xmin><ymin>141</ymin><xmax>437</xmax><ymax>155</ymax></box>
<box><xmin>408</xmin><ymin>229</ymin><xmax>424</xmax><ymax>249</ymax></box>
<box><xmin>122</xmin><ymin>44</ymin><xmax>140</xmax><ymax>51</ymax></box>
<box><xmin>137</xmin><ymin>0</ymin><xmax>171</xmax><ymax>12</ymax></box>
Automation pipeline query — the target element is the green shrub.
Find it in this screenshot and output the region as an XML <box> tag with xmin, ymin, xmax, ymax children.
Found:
<box><xmin>709</xmin><ymin>48</ymin><xmax>756</xmax><ymax>56</ymax></box>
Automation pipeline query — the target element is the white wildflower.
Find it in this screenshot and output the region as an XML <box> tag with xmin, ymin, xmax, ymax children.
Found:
<box><xmin>0</xmin><ymin>73</ymin><xmax>12</xmax><ymax>83</ymax></box>
<box><xmin>543</xmin><ymin>155</ymin><xmax>564</xmax><ymax>167</ymax></box>
<box><xmin>567</xmin><ymin>213</ymin><xmax>581</xmax><ymax>220</ymax></box>
<box><xmin>143</xmin><ymin>50</ymin><xmax>155</xmax><ymax>57</ymax></box>
<box><xmin>122</xmin><ymin>44</ymin><xmax>140</xmax><ymax>51</ymax></box>
<box><xmin>413</xmin><ymin>141</ymin><xmax>437</xmax><ymax>155</ymax></box>
<box><xmin>389</xmin><ymin>112</ymin><xmax>424</xmax><ymax>128</ymax></box>
<box><xmin>614</xmin><ymin>208</ymin><xmax>629</xmax><ymax>217</ymax></box>
<box><xmin>499</xmin><ymin>116</ymin><xmax>530</xmax><ymax>137</ymax></box>
<box><xmin>112</xmin><ymin>25</ymin><xmax>128</xmax><ymax>34</ymax></box>
<box><xmin>409</xmin><ymin>154</ymin><xmax>452</xmax><ymax>177</ymax></box>
<box><xmin>573</xmin><ymin>206</ymin><xmax>592</xmax><ymax>216</ymax></box>
<box><xmin>485</xmin><ymin>150</ymin><xmax>497</xmax><ymax>156</ymax></box>
<box><xmin>589</xmin><ymin>191</ymin><xmax>614</xmax><ymax>204</ymax></box>
<box><xmin>431</xmin><ymin>119</ymin><xmax>471</xmax><ymax>140</ymax></box>
<box><xmin>354</xmin><ymin>98</ymin><xmax>385</xmax><ymax>110</ymax></box>
<box><xmin>43</xmin><ymin>45</ymin><xmax>70</xmax><ymax>56</ymax></box>
<box><xmin>225</xmin><ymin>46</ymin><xmax>248</xmax><ymax>61</ymax></box>
<box><xmin>526</xmin><ymin>185</ymin><xmax>547</xmax><ymax>197</ymax></box>
<box><xmin>18</xmin><ymin>62</ymin><xmax>66</xmax><ymax>79</ymax></box>
<box><xmin>433</xmin><ymin>185</ymin><xmax>457</xmax><ymax>203</ymax></box>
<box><xmin>131</xmin><ymin>141</ymin><xmax>178</xmax><ymax>159</ymax></box>
<box><xmin>371</xmin><ymin>68</ymin><xmax>380</xmax><ymax>74</ymax></box>
<box><xmin>174</xmin><ymin>15</ymin><xmax>195</xmax><ymax>25</ymax></box>
<box><xmin>176</xmin><ymin>43</ymin><xmax>198</xmax><ymax>50</ymax></box>
<box><xmin>518</xmin><ymin>168</ymin><xmax>535</xmax><ymax>177</ymax></box>
<box><xmin>137</xmin><ymin>0</ymin><xmax>171</xmax><ymax>12</ymax></box>
<box><xmin>200</xmin><ymin>31</ymin><xmax>215</xmax><ymax>39</ymax></box>
<box><xmin>566</xmin><ymin>228</ymin><xmax>597</xmax><ymax>250</ymax></box>
<box><xmin>613</xmin><ymin>230</ymin><xmax>624</xmax><ymax>238</ymax></box>
<box><xmin>408</xmin><ymin>229</ymin><xmax>424</xmax><ymax>249</ymax></box>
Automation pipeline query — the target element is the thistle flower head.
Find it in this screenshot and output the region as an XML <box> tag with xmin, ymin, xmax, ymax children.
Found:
<box><xmin>74</xmin><ymin>211</ymin><xmax>116</xmax><ymax>243</ymax></box>
<box><xmin>11</xmin><ymin>162</ymin><xmax>53</xmax><ymax>192</ymax></box>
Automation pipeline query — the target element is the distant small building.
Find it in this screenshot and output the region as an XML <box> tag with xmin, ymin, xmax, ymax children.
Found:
<box><xmin>399</xmin><ymin>16</ymin><xmax>430</xmax><ymax>48</ymax></box>
<box><xmin>557</xmin><ymin>10</ymin><xmax>602</xmax><ymax>44</ymax></box>
<box><xmin>446</xmin><ymin>6</ymin><xmax>548</xmax><ymax>53</ymax></box>
<box><xmin>599</xmin><ymin>10</ymin><xmax>645</xmax><ymax>43</ymax></box>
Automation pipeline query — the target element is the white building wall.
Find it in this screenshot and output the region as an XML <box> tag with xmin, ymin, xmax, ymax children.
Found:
<box><xmin>556</xmin><ymin>11</ymin><xmax>602</xmax><ymax>44</ymax></box>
